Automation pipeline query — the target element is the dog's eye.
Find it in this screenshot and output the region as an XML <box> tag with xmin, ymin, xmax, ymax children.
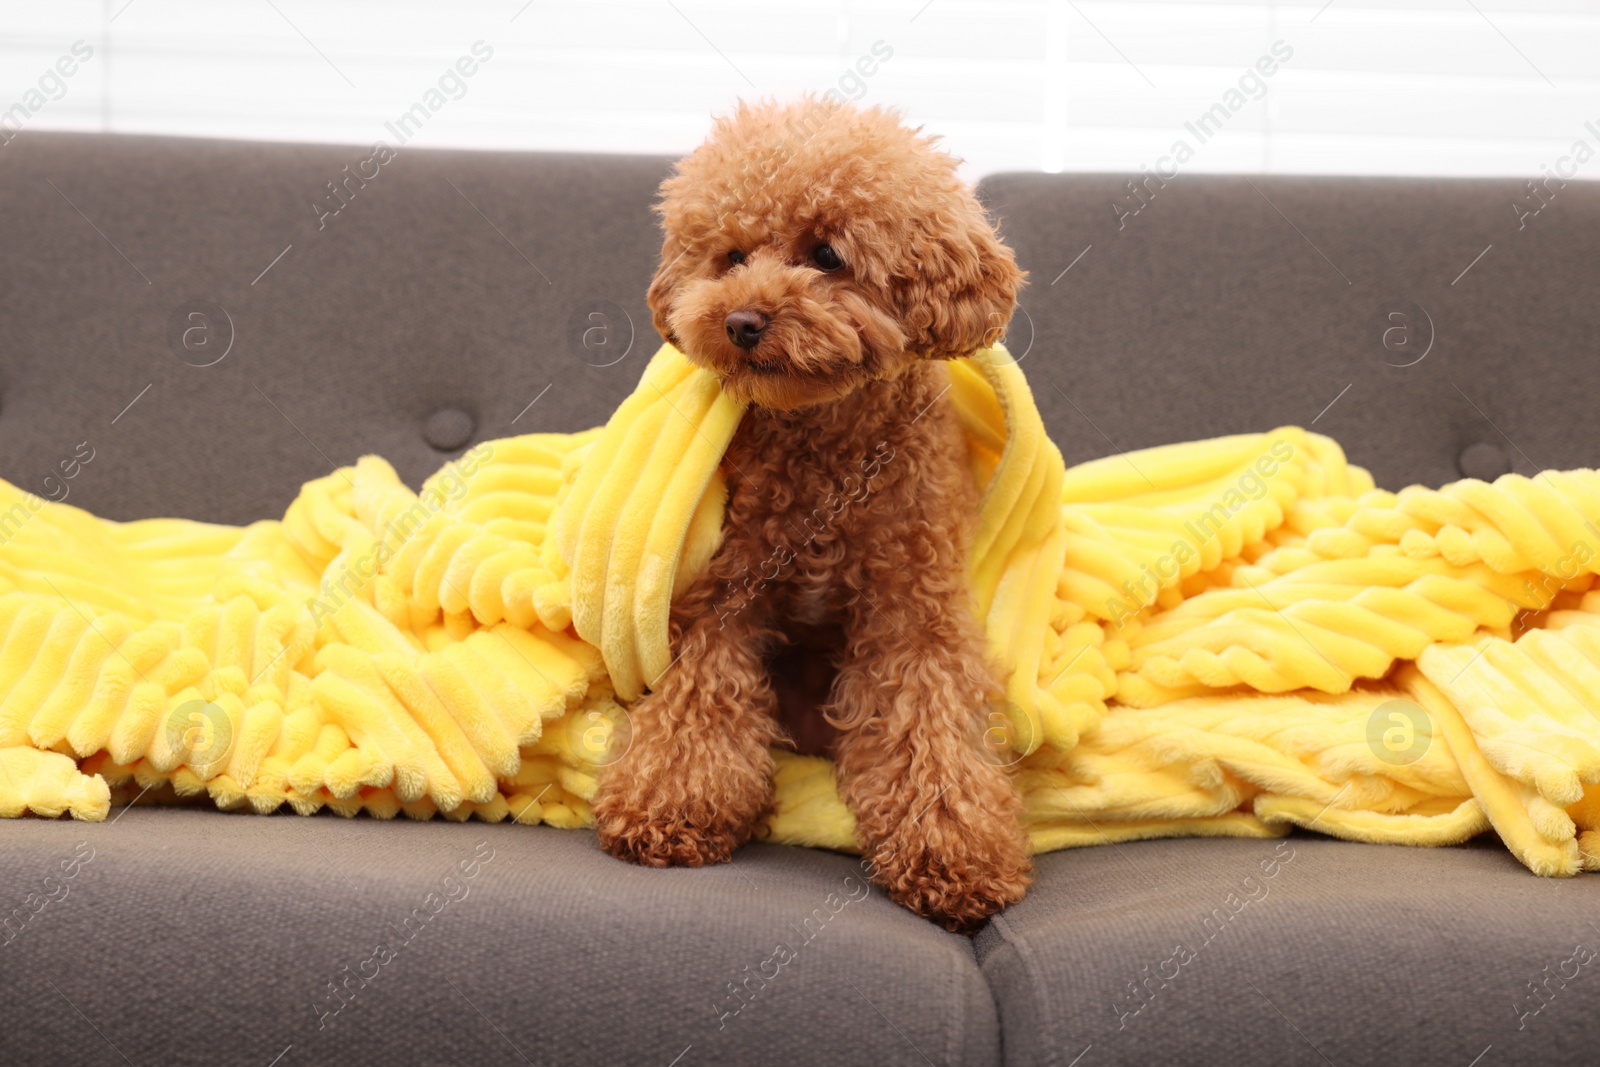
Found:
<box><xmin>811</xmin><ymin>244</ymin><xmax>843</xmax><ymax>272</ymax></box>
<box><xmin>727</xmin><ymin>250</ymin><xmax>746</xmax><ymax>266</ymax></box>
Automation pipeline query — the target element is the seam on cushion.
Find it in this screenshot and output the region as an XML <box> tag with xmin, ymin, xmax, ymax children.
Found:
<box><xmin>946</xmin><ymin>935</ymin><xmax>966</xmax><ymax>1067</ymax></box>
<box><xmin>960</xmin><ymin>928</ymin><xmax>1005</xmax><ymax>1067</ymax></box>
<box><xmin>988</xmin><ymin>912</ymin><xmax>1058</xmax><ymax>1067</ymax></box>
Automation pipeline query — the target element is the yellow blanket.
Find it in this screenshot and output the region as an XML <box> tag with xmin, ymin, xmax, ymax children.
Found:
<box><xmin>5</xmin><ymin>344</ymin><xmax>1600</xmax><ymax>879</ymax></box>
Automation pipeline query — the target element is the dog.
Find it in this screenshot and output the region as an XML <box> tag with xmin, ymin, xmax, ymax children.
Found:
<box><xmin>592</xmin><ymin>97</ymin><xmax>1033</xmax><ymax>931</ymax></box>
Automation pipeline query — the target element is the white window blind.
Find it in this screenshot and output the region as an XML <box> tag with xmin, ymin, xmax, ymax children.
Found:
<box><xmin>1</xmin><ymin>1</ymin><xmax>1595</xmax><ymax>179</ymax></box>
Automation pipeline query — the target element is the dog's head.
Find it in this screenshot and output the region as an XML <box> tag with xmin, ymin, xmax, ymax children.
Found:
<box><xmin>646</xmin><ymin>98</ymin><xmax>1025</xmax><ymax>411</ymax></box>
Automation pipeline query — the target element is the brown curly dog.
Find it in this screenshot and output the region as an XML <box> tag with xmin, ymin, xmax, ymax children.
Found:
<box><xmin>592</xmin><ymin>97</ymin><xmax>1033</xmax><ymax>931</ymax></box>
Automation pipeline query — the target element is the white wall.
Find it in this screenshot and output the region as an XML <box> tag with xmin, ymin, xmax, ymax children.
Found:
<box><xmin>2</xmin><ymin>1</ymin><xmax>1597</xmax><ymax>180</ymax></box>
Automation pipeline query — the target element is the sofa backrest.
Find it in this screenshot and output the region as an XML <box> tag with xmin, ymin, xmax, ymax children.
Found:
<box><xmin>0</xmin><ymin>132</ymin><xmax>671</xmax><ymax>524</ymax></box>
<box><xmin>979</xmin><ymin>172</ymin><xmax>1600</xmax><ymax>491</ymax></box>
<box><xmin>2</xmin><ymin>132</ymin><xmax>1595</xmax><ymax>524</ymax></box>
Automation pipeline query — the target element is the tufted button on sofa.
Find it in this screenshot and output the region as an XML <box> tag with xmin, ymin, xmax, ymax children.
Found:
<box><xmin>1</xmin><ymin>133</ymin><xmax>1598</xmax><ymax>1066</ymax></box>
<box><xmin>422</xmin><ymin>406</ymin><xmax>477</xmax><ymax>452</ymax></box>
<box><xmin>1459</xmin><ymin>440</ymin><xmax>1513</xmax><ymax>481</ymax></box>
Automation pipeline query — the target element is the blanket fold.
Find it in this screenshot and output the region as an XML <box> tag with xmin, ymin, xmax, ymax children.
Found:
<box><xmin>3</xmin><ymin>343</ymin><xmax>1599</xmax><ymax>878</ymax></box>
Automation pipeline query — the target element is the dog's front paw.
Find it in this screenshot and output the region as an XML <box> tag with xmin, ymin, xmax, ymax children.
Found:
<box><xmin>590</xmin><ymin>676</ymin><xmax>777</xmax><ymax>869</ymax></box>
<box><xmin>867</xmin><ymin>805</ymin><xmax>1032</xmax><ymax>933</ymax></box>
<box><xmin>594</xmin><ymin>801</ymin><xmax>750</xmax><ymax>868</ymax></box>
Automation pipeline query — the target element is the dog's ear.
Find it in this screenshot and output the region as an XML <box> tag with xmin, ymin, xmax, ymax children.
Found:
<box><xmin>646</xmin><ymin>235</ymin><xmax>688</xmax><ymax>350</ymax></box>
<box><xmin>896</xmin><ymin>200</ymin><xmax>1026</xmax><ymax>361</ymax></box>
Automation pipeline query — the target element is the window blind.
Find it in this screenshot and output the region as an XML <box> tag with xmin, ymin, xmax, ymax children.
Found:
<box><xmin>1</xmin><ymin>1</ymin><xmax>1594</xmax><ymax>179</ymax></box>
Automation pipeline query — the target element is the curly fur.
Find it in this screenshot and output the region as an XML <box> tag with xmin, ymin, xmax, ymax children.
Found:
<box><xmin>593</xmin><ymin>97</ymin><xmax>1033</xmax><ymax>931</ymax></box>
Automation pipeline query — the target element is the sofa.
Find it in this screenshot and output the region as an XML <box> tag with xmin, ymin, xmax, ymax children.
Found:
<box><xmin>2</xmin><ymin>131</ymin><xmax>1597</xmax><ymax>1066</ymax></box>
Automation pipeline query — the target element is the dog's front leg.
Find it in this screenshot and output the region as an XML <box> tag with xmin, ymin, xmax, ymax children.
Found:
<box><xmin>831</xmin><ymin>592</ymin><xmax>1033</xmax><ymax>931</ymax></box>
<box><xmin>593</xmin><ymin>584</ymin><xmax>778</xmax><ymax>867</ymax></box>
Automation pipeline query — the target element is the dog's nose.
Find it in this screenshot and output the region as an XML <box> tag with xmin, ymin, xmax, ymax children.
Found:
<box><xmin>724</xmin><ymin>310</ymin><xmax>769</xmax><ymax>350</ymax></box>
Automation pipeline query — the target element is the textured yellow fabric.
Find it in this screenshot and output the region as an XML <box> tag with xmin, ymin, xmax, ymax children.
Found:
<box><xmin>3</xmin><ymin>343</ymin><xmax>1599</xmax><ymax>880</ymax></box>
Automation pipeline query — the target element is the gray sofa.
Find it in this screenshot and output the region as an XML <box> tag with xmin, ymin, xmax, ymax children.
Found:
<box><xmin>2</xmin><ymin>132</ymin><xmax>1597</xmax><ymax>1066</ymax></box>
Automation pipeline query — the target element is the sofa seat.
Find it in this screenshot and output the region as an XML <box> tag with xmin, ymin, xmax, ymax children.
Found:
<box><xmin>977</xmin><ymin>836</ymin><xmax>1597</xmax><ymax>1066</ymax></box>
<box><xmin>2</xmin><ymin>809</ymin><xmax>999</xmax><ymax>1066</ymax></box>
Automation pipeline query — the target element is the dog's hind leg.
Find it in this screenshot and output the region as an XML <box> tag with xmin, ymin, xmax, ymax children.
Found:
<box><xmin>593</xmin><ymin>581</ymin><xmax>780</xmax><ymax>867</ymax></box>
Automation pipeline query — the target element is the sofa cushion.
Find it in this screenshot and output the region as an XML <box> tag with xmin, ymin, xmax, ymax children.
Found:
<box><xmin>1</xmin><ymin>809</ymin><xmax>999</xmax><ymax>1067</ymax></box>
<box><xmin>974</xmin><ymin>834</ymin><xmax>1600</xmax><ymax>1067</ymax></box>
<box><xmin>0</xmin><ymin>132</ymin><xmax>675</xmax><ymax>525</ymax></box>
<box><xmin>975</xmin><ymin>173</ymin><xmax>1600</xmax><ymax>490</ymax></box>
